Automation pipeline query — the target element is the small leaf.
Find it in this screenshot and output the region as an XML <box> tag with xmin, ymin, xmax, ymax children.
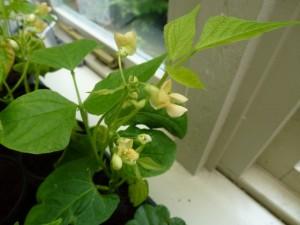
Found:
<box><xmin>126</xmin><ymin>204</ymin><xmax>186</xmax><ymax>225</ymax></box>
<box><xmin>0</xmin><ymin>90</ymin><xmax>77</xmax><ymax>154</ymax></box>
<box><xmin>167</xmin><ymin>65</ymin><xmax>204</xmax><ymax>89</ymax></box>
<box><xmin>138</xmin><ymin>157</ymin><xmax>163</xmax><ymax>171</ymax></box>
<box><xmin>25</xmin><ymin>158</ymin><xmax>119</xmax><ymax>225</ymax></box>
<box><xmin>164</xmin><ymin>5</ymin><xmax>200</xmax><ymax>62</ymax></box>
<box><xmin>84</xmin><ymin>54</ymin><xmax>166</xmax><ymax>115</ymax></box>
<box><xmin>30</xmin><ymin>39</ymin><xmax>98</xmax><ymax>70</ymax></box>
<box><xmin>128</xmin><ymin>179</ymin><xmax>149</xmax><ymax>207</ymax></box>
<box><xmin>120</xmin><ymin>127</ymin><xmax>176</xmax><ymax>177</ymax></box>
<box><xmin>130</xmin><ymin>103</ymin><xmax>187</xmax><ymax>139</ymax></box>
<box><xmin>196</xmin><ymin>16</ymin><xmax>300</xmax><ymax>51</ymax></box>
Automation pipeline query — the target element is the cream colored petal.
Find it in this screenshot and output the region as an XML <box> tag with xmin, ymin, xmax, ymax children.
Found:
<box><xmin>149</xmin><ymin>88</ymin><xmax>170</xmax><ymax>109</ymax></box>
<box><xmin>169</xmin><ymin>93</ymin><xmax>188</xmax><ymax>104</ymax></box>
<box><xmin>161</xmin><ymin>79</ymin><xmax>172</xmax><ymax>93</ymax></box>
<box><xmin>118</xmin><ymin>137</ymin><xmax>133</xmax><ymax>149</ymax></box>
<box><xmin>166</xmin><ymin>103</ymin><xmax>188</xmax><ymax>118</ymax></box>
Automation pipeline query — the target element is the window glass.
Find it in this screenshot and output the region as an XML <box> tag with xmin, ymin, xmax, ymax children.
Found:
<box><xmin>62</xmin><ymin>0</ymin><xmax>168</xmax><ymax>57</ymax></box>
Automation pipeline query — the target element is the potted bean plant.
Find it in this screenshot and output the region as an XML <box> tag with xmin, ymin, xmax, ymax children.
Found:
<box><xmin>0</xmin><ymin>1</ymin><xmax>55</xmax><ymax>224</ymax></box>
<box><xmin>0</xmin><ymin>2</ymin><xmax>299</xmax><ymax>225</ymax></box>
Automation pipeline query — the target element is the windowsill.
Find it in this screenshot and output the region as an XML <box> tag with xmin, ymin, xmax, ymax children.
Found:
<box><xmin>239</xmin><ymin>164</ymin><xmax>300</xmax><ymax>225</ymax></box>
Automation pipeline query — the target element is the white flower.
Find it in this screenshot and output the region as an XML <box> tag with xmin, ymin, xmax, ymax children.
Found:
<box><xmin>117</xmin><ymin>138</ymin><xmax>139</xmax><ymax>165</ymax></box>
<box><xmin>114</xmin><ymin>31</ymin><xmax>137</xmax><ymax>56</ymax></box>
<box><xmin>137</xmin><ymin>134</ymin><xmax>152</xmax><ymax>145</ymax></box>
<box><xmin>146</xmin><ymin>80</ymin><xmax>188</xmax><ymax>118</ymax></box>
<box><xmin>35</xmin><ymin>2</ymin><xmax>52</xmax><ymax>16</ymax></box>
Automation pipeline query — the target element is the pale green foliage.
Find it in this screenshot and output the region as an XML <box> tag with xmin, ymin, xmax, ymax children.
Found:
<box><xmin>126</xmin><ymin>204</ymin><xmax>186</xmax><ymax>225</ymax></box>
<box><xmin>0</xmin><ymin>90</ymin><xmax>77</xmax><ymax>153</ymax></box>
<box><xmin>25</xmin><ymin>159</ymin><xmax>119</xmax><ymax>225</ymax></box>
<box><xmin>166</xmin><ymin>65</ymin><xmax>204</xmax><ymax>89</ymax></box>
<box><xmin>30</xmin><ymin>39</ymin><xmax>98</xmax><ymax>70</ymax></box>
<box><xmin>164</xmin><ymin>5</ymin><xmax>200</xmax><ymax>62</ymax></box>
<box><xmin>196</xmin><ymin>16</ymin><xmax>300</xmax><ymax>51</ymax></box>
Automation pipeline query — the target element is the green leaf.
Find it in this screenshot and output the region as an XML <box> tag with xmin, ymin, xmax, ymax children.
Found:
<box><xmin>30</xmin><ymin>39</ymin><xmax>98</xmax><ymax>70</ymax></box>
<box><xmin>126</xmin><ymin>204</ymin><xmax>186</xmax><ymax>225</ymax></box>
<box><xmin>164</xmin><ymin>4</ymin><xmax>200</xmax><ymax>62</ymax></box>
<box><xmin>120</xmin><ymin>127</ymin><xmax>176</xmax><ymax>177</ymax></box>
<box><xmin>42</xmin><ymin>218</ymin><xmax>63</xmax><ymax>225</ymax></box>
<box><xmin>9</xmin><ymin>0</ymin><xmax>36</xmax><ymax>14</ymax></box>
<box><xmin>128</xmin><ymin>179</ymin><xmax>149</xmax><ymax>207</ymax></box>
<box><xmin>130</xmin><ymin>103</ymin><xmax>187</xmax><ymax>139</ymax></box>
<box><xmin>167</xmin><ymin>65</ymin><xmax>204</xmax><ymax>89</ymax></box>
<box><xmin>25</xmin><ymin>158</ymin><xmax>119</xmax><ymax>225</ymax></box>
<box><xmin>138</xmin><ymin>157</ymin><xmax>163</xmax><ymax>171</ymax></box>
<box><xmin>196</xmin><ymin>16</ymin><xmax>300</xmax><ymax>51</ymax></box>
<box><xmin>0</xmin><ymin>90</ymin><xmax>77</xmax><ymax>154</ymax></box>
<box><xmin>84</xmin><ymin>54</ymin><xmax>166</xmax><ymax>115</ymax></box>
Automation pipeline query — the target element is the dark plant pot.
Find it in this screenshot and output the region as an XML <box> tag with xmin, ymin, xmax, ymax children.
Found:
<box><xmin>0</xmin><ymin>153</ymin><xmax>26</xmax><ymax>225</ymax></box>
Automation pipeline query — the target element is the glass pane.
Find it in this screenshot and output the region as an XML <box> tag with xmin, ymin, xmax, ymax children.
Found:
<box><xmin>62</xmin><ymin>0</ymin><xmax>168</xmax><ymax>57</ymax></box>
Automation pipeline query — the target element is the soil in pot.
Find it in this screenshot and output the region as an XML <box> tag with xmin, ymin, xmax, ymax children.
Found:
<box><xmin>0</xmin><ymin>155</ymin><xmax>26</xmax><ymax>225</ymax></box>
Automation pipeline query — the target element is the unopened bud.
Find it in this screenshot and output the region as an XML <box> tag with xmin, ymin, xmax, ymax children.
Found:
<box><xmin>114</xmin><ymin>31</ymin><xmax>136</xmax><ymax>56</ymax></box>
<box><xmin>26</xmin><ymin>14</ymin><xmax>36</xmax><ymax>22</ymax></box>
<box><xmin>137</xmin><ymin>134</ymin><xmax>152</xmax><ymax>145</ymax></box>
<box><xmin>131</xmin><ymin>99</ymin><xmax>146</xmax><ymax>109</ymax></box>
<box><xmin>36</xmin><ymin>2</ymin><xmax>52</xmax><ymax>16</ymax></box>
<box><xmin>111</xmin><ymin>153</ymin><xmax>123</xmax><ymax>170</ymax></box>
<box><xmin>8</xmin><ymin>39</ymin><xmax>19</xmax><ymax>50</ymax></box>
<box><xmin>129</xmin><ymin>91</ymin><xmax>138</xmax><ymax>100</ymax></box>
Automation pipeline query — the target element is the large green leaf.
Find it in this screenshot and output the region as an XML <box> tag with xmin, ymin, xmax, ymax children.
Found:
<box><xmin>84</xmin><ymin>54</ymin><xmax>166</xmax><ymax>115</ymax></box>
<box><xmin>30</xmin><ymin>39</ymin><xmax>98</xmax><ymax>70</ymax></box>
<box><xmin>25</xmin><ymin>158</ymin><xmax>119</xmax><ymax>225</ymax></box>
<box><xmin>130</xmin><ymin>103</ymin><xmax>187</xmax><ymax>139</ymax></box>
<box><xmin>120</xmin><ymin>127</ymin><xmax>176</xmax><ymax>177</ymax></box>
<box><xmin>167</xmin><ymin>65</ymin><xmax>204</xmax><ymax>89</ymax></box>
<box><xmin>196</xmin><ymin>16</ymin><xmax>300</xmax><ymax>51</ymax></box>
<box><xmin>0</xmin><ymin>90</ymin><xmax>77</xmax><ymax>154</ymax></box>
<box><xmin>126</xmin><ymin>204</ymin><xmax>186</xmax><ymax>225</ymax></box>
<box><xmin>164</xmin><ymin>5</ymin><xmax>200</xmax><ymax>62</ymax></box>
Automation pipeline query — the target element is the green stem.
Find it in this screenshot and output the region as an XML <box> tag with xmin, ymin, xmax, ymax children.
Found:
<box><xmin>34</xmin><ymin>75</ymin><xmax>40</xmax><ymax>90</ymax></box>
<box><xmin>24</xmin><ymin>73</ymin><xmax>30</xmax><ymax>93</ymax></box>
<box><xmin>118</xmin><ymin>54</ymin><xmax>127</xmax><ymax>85</ymax></box>
<box><xmin>0</xmin><ymin>0</ymin><xmax>10</xmax><ymax>38</ymax></box>
<box><xmin>70</xmin><ymin>70</ymin><xmax>100</xmax><ymax>163</ymax></box>
<box><xmin>157</xmin><ymin>71</ymin><xmax>168</xmax><ymax>87</ymax></box>
<box><xmin>3</xmin><ymin>80</ymin><xmax>14</xmax><ymax>101</ymax></box>
<box><xmin>11</xmin><ymin>60</ymin><xmax>29</xmax><ymax>93</ymax></box>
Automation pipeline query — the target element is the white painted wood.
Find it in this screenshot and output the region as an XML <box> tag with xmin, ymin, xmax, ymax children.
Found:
<box><xmin>206</xmin><ymin>0</ymin><xmax>300</xmax><ymax>177</ymax></box>
<box><xmin>240</xmin><ymin>165</ymin><xmax>300</xmax><ymax>225</ymax></box>
<box><xmin>257</xmin><ymin>109</ymin><xmax>300</xmax><ymax>179</ymax></box>
<box><xmin>282</xmin><ymin>170</ymin><xmax>300</xmax><ymax>195</ymax></box>
<box><xmin>149</xmin><ymin>162</ymin><xmax>285</xmax><ymax>225</ymax></box>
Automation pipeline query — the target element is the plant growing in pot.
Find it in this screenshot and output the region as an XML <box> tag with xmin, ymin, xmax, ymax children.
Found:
<box><xmin>0</xmin><ymin>4</ymin><xmax>299</xmax><ymax>225</ymax></box>
<box><xmin>0</xmin><ymin>1</ymin><xmax>55</xmax><ymax>224</ymax></box>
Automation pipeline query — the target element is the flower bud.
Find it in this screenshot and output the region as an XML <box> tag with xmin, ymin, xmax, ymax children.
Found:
<box><xmin>26</xmin><ymin>14</ymin><xmax>36</xmax><ymax>22</ymax></box>
<box><xmin>111</xmin><ymin>153</ymin><xmax>123</xmax><ymax>170</ymax></box>
<box><xmin>124</xmin><ymin>148</ymin><xmax>139</xmax><ymax>163</ymax></box>
<box><xmin>114</xmin><ymin>31</ymin><xmax>136</xmax><ymax>56</ymax></box>
<box><xmin>137</xmin><ymin>134</ymin><xmax>152</xmax><ymax>145</ymax></box>
<box><xmin>7</xmin><ymin>39</ymin><xmax>19</xmax><ymax>50</ymax></box>
<box><xmin>131</xmin><ymin>99</ymin><xmax>146</xmax><ymax>109</ymax></box>
<box><xmin>36</xmin><ymin>2</ymin><xmax>52</xmax><ymax>16</ymax></box>
<box><xmin>33</xmin><ymin>19</ymin><xmax>47</xmax><ymax>32</ymax></box>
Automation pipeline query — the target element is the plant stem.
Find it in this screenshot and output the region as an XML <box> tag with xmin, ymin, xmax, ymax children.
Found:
<box><xmin>11</xmin><ymin>60</ymin><xmax>29</xmax><ymax>93</ymax></box>
<box><xmin>157</xmin><ymin>71</ymin><xmax>168</xmax><ymax>87</ymax></box>
<box><xmin>70</xmin><ymin>70</ymin><xmax>100</xmax><ymax>163</ymax></box>
<box><xmin>0</xmin><ymin>0</ymin><xmax>10</xmax><ymax>38</ymax></box>
<box><xmin>118</xmin><ymin>54</ymin><xmax>127</xmax><ymax>85</ymax></box>
<box><xmin>24</xmin><ymin>73</ymin><xmax>30</xmax><ymax>93</ymax></box>
<box><xmin>3</xmin><ymin>80</ymin><xmax>14</xmax><ymax>101</ymax></box>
